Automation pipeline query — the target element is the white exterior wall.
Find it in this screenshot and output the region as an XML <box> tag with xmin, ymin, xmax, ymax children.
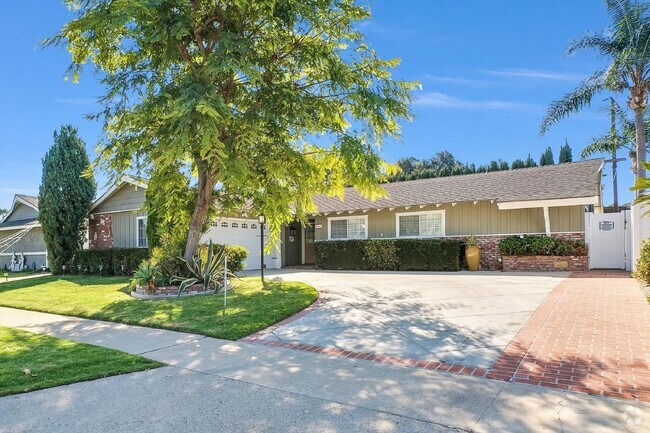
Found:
<box><xmin>631</xmin><ymin>203</ymin><xmax>650</xmax><ymax>271</ymax></box>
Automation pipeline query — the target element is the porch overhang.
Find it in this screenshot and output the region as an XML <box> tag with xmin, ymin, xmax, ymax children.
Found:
<box><xmin>497</xmin><ymin>196</ymin><xmax>600</xmax><ymax>236</ymax></box>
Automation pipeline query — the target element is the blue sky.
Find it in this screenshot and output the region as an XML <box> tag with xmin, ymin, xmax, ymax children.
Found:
<box><xmin>0</xmin><ymin>0</ymin><xmax>634</xmax><ymax>210</ymax></box>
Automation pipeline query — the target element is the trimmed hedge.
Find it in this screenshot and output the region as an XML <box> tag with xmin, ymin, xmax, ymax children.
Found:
<box><xmin>314</xmin><ymin>239</ymin><xmax>462</xmax><ymax>271</ymax></box>
<box><xmin>71</xmin><ymin>248</ymin><xmax>150</xmax><ymax>275</ymax></box>
<box><xmin>498</xmin><ymin>235</ymin><xmax>588</xmax><ymax>257</ymax></box>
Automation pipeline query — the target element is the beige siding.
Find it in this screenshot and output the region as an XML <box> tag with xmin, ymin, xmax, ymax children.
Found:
<box><xmin>95</xmin><ymin>184</ymin><xmax>146</xmax><ymax>214</ymax></box>
<box><xmin>5</xmin><ymin>203</ymin><xmax>38</xmax><ymax>222</ymax></box>
<box><xmin>111</xmin><ymin>211</ymin><xmax>147</xmax><ymax>248</ymax></box>
<box><xmin>314</xmin><ymin>202</ymin><xmax>585</xmax><ymax>241</ymax></box>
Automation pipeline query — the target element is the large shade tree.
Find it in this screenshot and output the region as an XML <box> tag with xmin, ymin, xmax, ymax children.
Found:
<box><xmin>50</xmin><ymin>0</ymin><xmax>415</xmax><ymax>260</ymax></box>
<box><xmin>540</xmin><ymin>0</ymin><xmax>650</xmax><ymax>192</ymax></box>
<box><xmin>39</xmin><ymin>125</ymin><xmax>96</xmax><ymax>273</ymax></box>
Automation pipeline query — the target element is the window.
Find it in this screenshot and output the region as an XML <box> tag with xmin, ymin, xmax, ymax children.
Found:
<box><xmin>396</xmin><ymin>211</ymin><xmax>444</xmax><ymax>238</ymax></box>
<box><xmin>231</xmin><ymin>222</ymin><xmax>238</xmax><ymax>228</ymax></box>
<box><xmin>242</xmin><ymin>223</ymin><xmax>248</xmax><ymax>229</ymax></box>
<box><xmin>136</xmin><ymin>216</ymin><xmax>148</xmax><ymax>248</ymax></box>
<box><xmin>251</xmin><ymin>223</ymin><xmax>257</xmax><ymax>229</ymax></box>
<box><xmin>328</xmin><ymin>216</ymin><xmax>368</xmax><ymax>240</ymax></box>
<box><xmin>221</xmin><ymin>221</ymin><xmax>229</xmax><ymax>228</ymax></box>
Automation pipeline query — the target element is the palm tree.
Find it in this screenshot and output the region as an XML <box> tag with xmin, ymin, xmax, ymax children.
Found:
<box><xmin>540</xmin><ymin>0</ymin><xmax>650</xmax><ymax>194</ymax></box>
<box><xmin>582</xmin><ymin>98</ymin><xmax>635</xmax><ymax>211</ymax></box>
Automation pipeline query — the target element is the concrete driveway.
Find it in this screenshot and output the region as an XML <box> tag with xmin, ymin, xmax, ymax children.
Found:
<box><xmin>247</xmin><ymin>270</ymin><xmax>568</xmax><ymax>368</ymax></box>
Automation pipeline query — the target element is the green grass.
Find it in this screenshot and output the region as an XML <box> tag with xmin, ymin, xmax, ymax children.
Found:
<box><xmin>0</xmin><ymin>326</ymin><xmax>162</xmax><ymax>396</ymax></box>
<box><xmin>0</xmin><ymin>270</ymin><xmax>47</xmax><ymax>281</ymax></box>
<box><xmin>0</xmin><ymin>276</ymin><xmax>318</xmax><ymax>340</ymax></box>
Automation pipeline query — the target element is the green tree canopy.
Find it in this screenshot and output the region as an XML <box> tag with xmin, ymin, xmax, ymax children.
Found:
<box><xmin>51</xmin><ymin>0</ymin><xmax>416</xmax><ymax>259</ymax></box>
<box><xmin>558</xmin><ymin>140</ymin><xmax>573</xmax><ymax>163</ymax></box>
<box><xmin>524</xmin><ymin>153</ymin><xmax>538</xmax><ymax>168</ymax></box>
<box><xmin>539</xmin><ymin>147</ymin><xmax>554</xmax><ymax>166</ymax></box>
<box><xmin>38</xmin><ymin>125</ymin><xmax>96</xmax><ymax>273</ymax></box>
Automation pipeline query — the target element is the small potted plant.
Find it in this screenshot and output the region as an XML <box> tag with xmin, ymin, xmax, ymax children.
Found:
<box><xmin>465</xmin><ymin>235</ymin><xmax>480</xmax><ymax>271</ymax></box>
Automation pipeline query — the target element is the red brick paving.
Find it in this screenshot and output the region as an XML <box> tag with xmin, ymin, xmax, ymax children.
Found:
<box><xmin>242</xmin><ymin>271</ymin><xmax>650</xmax><ymax>402</ymax></box>
<box><xmin>490</xmin><ymin>271</ymin><xmax>650</xmax><ymax>401</ymax></box>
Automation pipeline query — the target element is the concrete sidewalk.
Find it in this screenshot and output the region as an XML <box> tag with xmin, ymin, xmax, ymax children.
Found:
<box><xmin>1</xmin><ymin>307</ymin><xmax>648</xmax><ymax>433</ymax></box>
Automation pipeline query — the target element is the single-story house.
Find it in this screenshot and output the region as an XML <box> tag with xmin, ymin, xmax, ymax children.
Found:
<box><xmin>0</xmin><ymin>195</ymin><xmax>48</xmax><ymax>270</ymax></box>
<box><xmin>299</xmin><ymin>159</ymin><xmax>603</xmax><ymax>269</ymax></box>
<box><xmin>88</xmin><ymin>159</ymin><xmax>603</xmax><ymax>271</ymax></box>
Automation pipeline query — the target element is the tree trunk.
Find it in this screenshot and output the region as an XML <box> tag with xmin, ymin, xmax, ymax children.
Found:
<box><xmin>634</xmin><ymin>107</ymin><xmax>647</xmax><ymax>196</ymax></box>
<box><xmin>184</xmin><ymin>168</ymin><xmax>216</xmax><ymax>261</ymax></box>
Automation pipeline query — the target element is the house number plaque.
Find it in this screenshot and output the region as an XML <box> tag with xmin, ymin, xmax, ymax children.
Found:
<box><xmin>599</xmin><ymin>221</ymin><xmax>615</xmax><ymax>231</ymax></box>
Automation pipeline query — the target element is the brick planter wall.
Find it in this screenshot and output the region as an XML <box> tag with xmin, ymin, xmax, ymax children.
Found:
<box><xmin>89</xmin><ymin>213</ymin><xmax>113</xmax><ymax>249</ymax></box>
<box><xmin>454</xmin><ymin>232</ymin><xmax>585</xmax><ymax>271</ymax></box>
<box><xmin>502</xmin><ymin>255</ymin><xmax>588</xmax><ymax>272</ymax></box>
<box><xmin>132</xmin><ymin>283</ymin><xmax>216</xmax><ymax>298</ymax></box>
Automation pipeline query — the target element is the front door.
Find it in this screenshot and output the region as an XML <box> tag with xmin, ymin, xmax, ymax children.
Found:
<box><xmin>283</xmin><ymin>222</ymin><xmax>303</xmax><ymax>267</ymax></box>
<box><xmin>304</xmin><ymin>219</ymin><xmax>315</xmax><ymax>264</ymax></box>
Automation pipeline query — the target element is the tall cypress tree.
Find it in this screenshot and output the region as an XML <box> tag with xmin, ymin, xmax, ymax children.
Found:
<box><xmin>558</xmin><ymin>139</ymin><xmax>573</xmax><ymax>163</ymax></box>
<box><xmin>39</xmin><ymin>125</ymin><xmax>96</xmax><ymax>273</ymax></box>
<box><xmin>539</xmin><ymin>147</ymin><xmax>555</xmax><ymax>166</ymax></box>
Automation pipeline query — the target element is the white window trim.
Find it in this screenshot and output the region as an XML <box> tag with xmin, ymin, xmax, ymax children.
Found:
<box><xmin>136</xmin><ymin>216</ymin><xmax>148</xmax><ymax>248</ymax></box>
<box><xmin>395</xmin><ymin>210</ymin><xmax>445</xmax><ymax>238</ymax></box>
<box><xmin>327</xmin><ymin>215</ymin><xmax>369</xmax><ymax>240</ymax></box>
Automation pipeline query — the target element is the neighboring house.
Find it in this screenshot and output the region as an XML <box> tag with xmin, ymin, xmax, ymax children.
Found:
<box><xmin>86</xmin><ymin>178</ymin><xmax>282</xmax><ymax>270</ymax></box>
<box><xmin>87</xmin><ymin>177</ymin><xmax>149</xmax><ymax>249</ymax></box>
<box><xmin>88</xmin><ymin>159</ymin><xmax>604</xmax><ymax>271</ymax></box>
<box><xmin>296</xmin><ymin>159</ymin><xmax>604</xmax><ymax>270</ymax></box>
<box><xmin>0</xmin><ymin>195</ymin><xmax>48</xmax><ymax>270</ymax></box>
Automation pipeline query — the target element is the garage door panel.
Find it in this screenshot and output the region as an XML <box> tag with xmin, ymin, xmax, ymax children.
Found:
<box><xmin>200</xmin><ymin>218</ymin><xmax>280</xmax><ymax>270</ymax></box>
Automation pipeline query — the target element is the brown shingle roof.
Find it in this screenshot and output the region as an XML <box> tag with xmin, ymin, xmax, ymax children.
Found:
<box><xmin>312</xmin><ymin>159</ymin><xmax>603</xmax><ymax>213</ymax></box>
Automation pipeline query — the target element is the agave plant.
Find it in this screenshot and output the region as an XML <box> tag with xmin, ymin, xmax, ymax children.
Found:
<box><xmin>133</xmin><ymin>260</ymin><xmax>160</xmax><ymax>292</ymax></box>
<box><xmin>172</xmin><ymin>240</ymin><xmax>234</xmax><ymax>297</ymax></box>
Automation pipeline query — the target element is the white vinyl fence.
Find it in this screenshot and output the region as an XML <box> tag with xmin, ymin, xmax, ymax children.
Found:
<box><xmin>631</xmin><ymin>203</ymin><xmax>650</xmax><ymax>271</ymax></box>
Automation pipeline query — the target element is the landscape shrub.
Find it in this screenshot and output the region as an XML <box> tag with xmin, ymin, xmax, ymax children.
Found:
<box><xmin>314</xmin><ymin>240</ymin><xmax>368</xmax><ymax>270</ymax></box>
<box><xmin>71</xmin><ymin>248</ymin><xmax>150</xmax><ymax>275</ymax></box>
<box><xmin>498</xmin><ymin>235</ymin><xmax>588</xmax><ymax>257</ymax></box>
<box><xmin>395</xmin><ymin>239</ymin><xmax>461</xmax><ymax>271</ymax></box>
<box><xmin>632</xmin><ymin>239</ymin><xmax>650</xmax><ymax>285</ymax></box>
<box><xmin>150</xmin><ymin>231</ymin><xmax>186</xmax><ymax>283</ymax></box>
<box><xmin>197</xmin><ymin>243</ymin><xmax>249</xmax><ymax>274</ymax></box>
<box><xmin>314</xmin><ymin>239</ymin><xmax>462</xmax><ymax>271</ymax></box>
<box><xmin>363</xmin><ymin>239</ymin><xmax>399</xmax><ymax>270</ymax></box>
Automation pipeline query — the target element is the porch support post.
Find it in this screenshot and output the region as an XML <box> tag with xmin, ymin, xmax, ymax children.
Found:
<box><xmin>543</xmin><ymin>206</ymin><xmax>551</xmax><ymax>236</ymax></box>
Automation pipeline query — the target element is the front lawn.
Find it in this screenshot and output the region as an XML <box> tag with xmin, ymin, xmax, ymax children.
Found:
<box><xmin>0</xmin><ymin>276</ymin><xmax>318</xmax><ymax>340</ymax></box>
<box><xmin>0</xmin><ymin>326</ymin><xmax>162</xmax><ymax>396</ymax></box>
<box><xmin>0</xmin><ymin>270</ymin><xmax>47</xmax><ymax>282</ymax></box>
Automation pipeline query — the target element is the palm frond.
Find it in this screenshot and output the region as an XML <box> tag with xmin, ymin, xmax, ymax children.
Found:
<box><xmin>581</xmin><ymin>135</ymin><xmax>617</xmax><ymax>158</ymax></box>
<box><xmin>540</xmin><ymin>70</ymin><xmax>606</xmax><ymax>136</ymax></box>
<box><xmin>632</xmin><ymin>162</ymin><xmax>650</xmax><ymax>213</ymax></box>
<box><xmin>567</xmin><ymin>34</ymin><xmax>619</xmax><ymax>57</ymax></box>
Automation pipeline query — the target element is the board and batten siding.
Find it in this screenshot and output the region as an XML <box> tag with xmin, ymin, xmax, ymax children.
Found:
<box><xmin>5</xmin><ymin>204</ymin><xmax>38</xmax><ymax>222</ymax></box>
<box><xmin>111</xmin><ymin>211</ymin><xmax>147</xmax><ymax>248</ymax></box>
<box><xmin>94</xmin><ymin>184</ymin><xmax>146</xmax><ymax>214</ymax></box>
<box><xmin>0</xmin><ymin>227</ymin><xmax>46</xmax><ymax>251</ymax></box>
<box><xmin>313</xmin><ymin>202</ymin><xmax>585</xmax><ymax>241</ymax></box>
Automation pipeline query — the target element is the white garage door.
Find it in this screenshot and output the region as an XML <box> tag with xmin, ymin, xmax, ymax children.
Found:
<box><xmin>200</xmin><ymin>218</ymin><xmax>281</xmax><ymax>270</ymax></box>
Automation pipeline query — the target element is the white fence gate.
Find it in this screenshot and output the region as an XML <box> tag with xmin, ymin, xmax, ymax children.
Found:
<box><xmin>585</xmin><ymin>211</ymin><xmax>631</xmax><ymax>270</ymax></box>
